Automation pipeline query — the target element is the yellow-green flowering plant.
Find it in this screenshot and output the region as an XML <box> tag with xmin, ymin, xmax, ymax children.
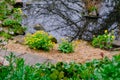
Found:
<box><xmin>25</xmin><ymin>31</ymin><xmax>53</xmax><ymax>51</ymax></box>
<box><xmin>92</xmin><ymin>30</ymin><xmax>115</xmax><ymax>49</ymax></box>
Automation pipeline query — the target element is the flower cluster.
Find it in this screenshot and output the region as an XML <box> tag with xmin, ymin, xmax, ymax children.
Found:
<box><xmin>92</xmin><ymin>30</ymin><xmax>115</xmax><ymax>49</ymax></box>
<box><xmin>25</xmin><ymin>31</ymin><xmax>53</xmax><ymax>51</ymax></box>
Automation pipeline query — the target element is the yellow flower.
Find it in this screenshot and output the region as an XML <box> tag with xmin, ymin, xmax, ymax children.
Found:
<box><xmin>104</xmin><ymin>30</ymin><xmax>108</xmax><ymax>33</ymax></box>
<box><xmin>17</xmin><ymin>8</ymin><xmax>22</xmax><ymax>14</ymax></box>
<box><xmin>112</xmin><ymin>36</ymin><xmax>115</xmax><ymax>39</ymax></box>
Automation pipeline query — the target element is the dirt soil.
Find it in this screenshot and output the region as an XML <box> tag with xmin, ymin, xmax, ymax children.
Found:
<box><xmin>5</xmin><ymin>40</ymin><xmax>120</xmax><ymax>63</ymax></box>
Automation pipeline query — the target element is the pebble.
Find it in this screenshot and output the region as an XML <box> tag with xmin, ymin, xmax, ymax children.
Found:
<box><xmin>0</xmin><ymin>56</ymin><xmax>9</xmax><ymax>66</ymax></box>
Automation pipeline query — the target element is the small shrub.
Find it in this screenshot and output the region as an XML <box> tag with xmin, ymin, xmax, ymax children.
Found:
<box><xmin>12</xmin><ymin>8</ymin><xmax>22</xmax><ymax>22</ymax></box>
<box><xmin>92</xmin><ymin>30</ymin><xmax>115</xmax><ymax>49</ymax></box>
<box><xmin>2</xmin><ymin>19</ymin><xmax>20</xmax><ymax>27</ymax></box>
<box><xmin>0</xmin><ymin>1</ymin><xmax>11</xmax><ymax>20</ymax></box>
<box><xmin>2</xmin><ymin>19</ymin><xmax>26</xmax><ymax>35</ymax></box>
<box><xmin>58</xmin><ymin>40</ymin><xmax>74</xmax><ymax>53</ymax></box>
<box><xmin>25</xmin><ymin>31</ymin><xmax>53</xmax><ymax>51</ymax></box>
<box><xmin>11</xmin><ymin>25</ymin><xmax>26</xmax><ymax>35</ymax></box>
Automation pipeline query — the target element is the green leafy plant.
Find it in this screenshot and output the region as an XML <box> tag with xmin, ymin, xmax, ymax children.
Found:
<box><xmin>1</xmin><ymin>53</ymin><xmax>120</xmax><ymax>80</ymax></box>
<box><xmin>93</xmin><ymin>55</ymin><xmax>120</xmax><ymax>80</ymax></box>
<box><xmin>88</xmin><ymin>6</ymin><xmax>97</xmax><ymax>13</ymax></box>
<box><xmin>0</xmin><ymin>0</ymin><xmax>26</xmax><ymax>38</ymax></box>
<box><xmin>10</xmin><ymin>25</ymin><xmax>26</xmax><ymax>35</ymax></box>
<box><xmin>0</xmin><ymin>1</ymin><xmax>12</xmax><ymax>20</ymax></box>
<box><xmin>2</xmin><ymin>19</ymin><xmax>20</xmax><ymax>27</ymax></box>
<box><xmin>2</xmin><ymin>19</ymin><xmax>26</xmax><ymax>35</ymax></box>
<box><xmin>58</xmin><ymin>40</ymin><xmax>74</xmax><ymax>53</ymax></box>
<box><xmin>12</xmin><ymin>8</ymin><xmax>22</xmax><ymax>22</ymax></box>
<box><xmin>0</xmin><ymin>31</ymin><xmax>12</xmax><ymax>39</ymax></box>
<box><xmin>92</xmin><ymin>30</ymin><xmax>115</xmax><ymax>49</ymax></box>
<box><xmin>25</xmin><ymin>31</ymin><xmax>53</xmax><ymax>51</ymax></box>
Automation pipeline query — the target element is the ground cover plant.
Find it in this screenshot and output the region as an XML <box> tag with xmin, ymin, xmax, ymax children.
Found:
<box><xmin>1</xmin><ymin>53</ymin><xmax>120</xmax><ymax>80</ymax></box>
<box><xmin>92</xmin><ymin>30</ymin><xmax>115</xmax><ymax>50</ymax></box>
<box><xmin>25</xmin><ymin>31</ymin><xmax>53</xmax><ymax>51</ymax></box>
<box><xmin>0</xmin><ymin>0</ymin><xmax>26</xmax><ymax>39</ymax></box>
<box><xmin>58</xmin><ymin>40</ymin><xmax>74</xmax><ymax>53</ymax></box>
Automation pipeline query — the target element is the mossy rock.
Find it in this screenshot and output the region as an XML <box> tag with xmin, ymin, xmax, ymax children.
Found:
<box><xmin>34</xmin><ymin>24</ymin><xmax>45</xmax><ymax>30</ymax></box>
<box><xmin>50</xmin><ymin>36</ymin><xmax>57</xmax><ymax>43</ymax></box>
<box><xmin>15</xmin><ymin>29</ymin><xmax>25</xmax><ymax>35</ymax></box>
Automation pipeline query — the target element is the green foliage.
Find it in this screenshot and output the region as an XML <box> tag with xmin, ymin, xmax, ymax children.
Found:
<box><xmin>88</xmin><ymin>6</ymin><xmax>97</xmax><ymax>13</ymax></box>
<box><xmin>4</xmin><ymin>0</ymin><xmax>15</xmax><ymax>5</ymax></box>
<box><xmin>58</xmin><ymin>40</ymin><xmax>74</xmax><ymax>53</ymax></box>
<box><xmin>2</xmin><ymin>19</ymin><xmax>20</xmax><ymax>27</ymax></box>
<box><xmin>92</xmin><ymin>30</ymin><xmax>115</xmax><ymax>49</ymax></box>
<box><xmin>0</xmin><ymin>0</ymin><xmax>26</xmax><ymax>38</ymax></box>
<box><xmin>25</xmin><ymin>31</ymin><xmax>53</xmax><ymax>51</ymax></box>
<box><xmin>1</xmin><ymin>53</ymin><xmax>120</xmax><ymax>80</ymax></box>
<box><xmin>9</xmin><ymin>25</ymin><xmax>26</xmax><ymax>35</ymax></box>
<box><xmin>2</xmin><ymin>19</ymin><xmax>26</xmax><ymax>35</ymax></box>
<box><xmin>12</xmin><ymin>8</ymin><xmax>22</xmax><ymax>22</ymax></box>
<box><xmin>93</xmin><ymin>55</ymin><xmax>120</xmax><ymax>80</ymax></box>
<box><xmin>0</xmin><ymin>31</ymin><xmax>12</xmax><ymax>39</ymax></box>
<box><xmin>0</xmin><ymin>1</ymin><xmax>12</xmax><ymax>20</ymax></box>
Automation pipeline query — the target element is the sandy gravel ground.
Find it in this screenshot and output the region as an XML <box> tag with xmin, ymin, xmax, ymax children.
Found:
<box><xmin>5</xmin><ymin>40</ymin><xmax>120</xmax><ymax>63</ymax></box>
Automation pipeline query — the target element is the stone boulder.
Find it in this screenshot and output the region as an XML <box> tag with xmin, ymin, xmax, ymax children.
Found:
<box><xmin>0</xmin><ymin>40</ymin><xmax>8</xmax><ymax>46</ymax></box>
<box><xmin>50</xmin><ymin>37</ymin><xmax>57</xmax><ymax>43</ymax></box>
<box><xmin>34</xmin><ymin>24</ymin><xmax>45</xmax><ymax>31</ymax></box>
<box><xmin>89</xmin><ymin>10</ymin><xmax>98</xmax><ymax>16</ymax></box>
<box><xmin>13</xmin><ymin>35</ymin><xmax>25</xmax><ymax>44</ymax></box>
<box><xmin>112</xmin><ymin>40</ymin><xmax>120</xmax><ymax>47</ymax></box>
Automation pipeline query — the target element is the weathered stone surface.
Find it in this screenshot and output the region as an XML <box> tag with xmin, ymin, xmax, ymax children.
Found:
<box><xmin>21</xmin><ymin>53</ymin><xmax>56</xmax><ymax>65</ymax></box>
<box><xmin>13</xmin><ymin>35</ymin><xmax>25</xmax><ymax>44</ymax></box>
<box><xmin>112</xmin><ymin>40</ymin><xmax>120</xmax><ymax>47</ymax></box>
